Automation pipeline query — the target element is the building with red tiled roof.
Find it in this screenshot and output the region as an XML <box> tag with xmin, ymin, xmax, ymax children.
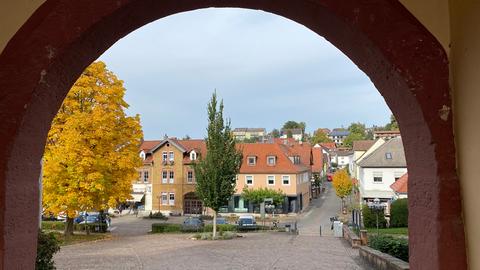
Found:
<box><xmin>236</xmin><ymin>143</ymin><xmax>312</xmax><ymax>213</ymax></box>
<box><xmin>390</xmin><ymin>173</ymin><xmax>408</xmax><ymax>199</ymax></box>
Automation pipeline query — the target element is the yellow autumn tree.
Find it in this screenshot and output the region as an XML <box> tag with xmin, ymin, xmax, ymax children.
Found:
<box><xmin>332</xmin><ymin>169</ymin><xmax>353</xmax><ymax>212</ymax></box>
<box><xmin>43</xmin><ymin>61</ymin><xmax>143</xmax><ymax>235</ymax></box>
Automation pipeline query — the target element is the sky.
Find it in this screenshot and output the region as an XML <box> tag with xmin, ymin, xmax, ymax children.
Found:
<box><xmin>98</xmin><ymin>8</ymin><xmax>392</xmax><ymax>140</ymax></box>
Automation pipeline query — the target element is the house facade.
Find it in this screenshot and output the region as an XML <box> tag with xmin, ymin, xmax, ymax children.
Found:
<box><xmin>232</xmin><ymin>128</ymin><xmax>266</xmax><ymax>141</ymax></box>
<box><xmin>357</xmin><ymin>137</ymin><xmax>407</xmax><ymax>213</ymax></box>
<box><xmin>328</xmin><ymin>128</ymin><xmax>350</xmax><ymax>146</ymax></box>
<box><xmin>232</xmin><ymin>143</ymin><xmax>312</xmax><ymax>213</ymax></box>
<box><xmin>280</xmin><ymin>128</ymin><xmax>303</xmax><ymax>141</ymax></box>
<box><xmin>373</xmin><ymin>130</ymin><xmax>401</xmax><ymax>140</ymax></box>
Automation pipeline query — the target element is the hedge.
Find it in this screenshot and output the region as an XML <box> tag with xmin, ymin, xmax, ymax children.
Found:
<box><xmin>390</xmin><ymin>199</ymin><xmax>408</xmax><ymax>228</ymax></box>
<box><xmin>368</xmin><ymin>235</ymin><xmax>409</xmax><ymax>262</ymax></box>
<box><xmin>362</xmin><ymin>204</ymin><xmax>387</xmax><ymax>228</ymax></box>
<box><xmin>151</xmin><ymin>223</ymin><xmax>182</xmax><ymax>233</ymax></box>
<box><xmin>203</xmin><ymin>224</ymin><xmax>238</xmax><ymax>232</ymax></box>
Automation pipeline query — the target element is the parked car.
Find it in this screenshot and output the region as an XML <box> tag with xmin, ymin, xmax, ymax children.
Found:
<box><xmin>237</xmin><ymin>215</ymin><xmax>256</xmax><ymax>230</ymax></box>
<box><xmin>182</xmin><ymin>217</ymin><xmax>204</xmax><ymax>231</ymax></box>
<box><xmin>215</xmin><ymin>217</ymin><xmax>228</xmax><ymax>225</ymax></box>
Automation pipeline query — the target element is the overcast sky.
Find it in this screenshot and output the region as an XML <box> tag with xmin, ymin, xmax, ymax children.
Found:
<box><xmin>98</xmin><ymin>8</ymin><xmax>392</xmax><ymax>140</ymax></box>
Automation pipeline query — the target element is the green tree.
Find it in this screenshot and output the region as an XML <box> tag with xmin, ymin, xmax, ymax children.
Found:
<box><xmin>385</xmin><ymin>114</ymin><xmax>399</xmax><ymax>131</ymax></box>
<box><xmin>193</xmin><ymin>92</ymin><xmax>243</xmax><ymax>238</ymax></box>
<box><xmin>362</xmin><ymin>204</ymin><xmax>387</xmax><ymax>228</ymax></box>
<box><xmin>271</xmin><ymin>129</ymin><xmax>280</xmax><ymax>138</ymax></box>
<box><xmin>282</xmin><ymin>120</ymin><xmax>306</xmax><ymax>132</ymax></box>
<box><xmin>241</xmin><ymin>187</ymin><xmax>285</xmax><ymax>206</ymax></box>
<box><xmin>343</xmin><ymin>122</ymin><xmax>367</xmax><ymax>147</ymax></box>
<box><xmin>310</xmin><ymin>129</ymin><xmax>333</xmax><ymax>144</ymax></box>
<box><xmin>43</xmin><ymin>61</ymin><xmax>143</xmax><ymax>235</ymax></box>
<box><xmin>390</xmin><ymin>199</ymin><xmax>408</xmax><ymax>227</ymax></box>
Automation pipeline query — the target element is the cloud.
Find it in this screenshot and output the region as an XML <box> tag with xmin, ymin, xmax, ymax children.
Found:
<box><xmin>99</xmin><ymin>8</ymin><xmax>391</xmax><ymax>139</ymax></box>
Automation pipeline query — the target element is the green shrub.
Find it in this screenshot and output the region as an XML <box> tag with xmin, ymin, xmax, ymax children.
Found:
<box><xmin>41</xmin><ymin>221</ymin><xmax>108</xmax><ymax>233</ymax></box>
<box><xmin>151</xmin><ymin>223</ymin><xmax>182</xmax><ymax>233</ymax></box>
<box><xmin>36</xmin><ymin>231</ymin><xmax>61</xmax><ymax>270</ymax></box>
<box><xmin>193</xmin><ymin>231</ymin><xmax>237</xmax><ymax>240</ymax></box>
<box><xmin>368</xmin><ymin>235</ymin><xmax>409</xmax><ymax>262</ymax></box>
<box><xmin>203</xmin><ymin>224</ymin><xmax>238</xmax><ymax>232</ymax></box>
<box><xmin>390</xmin><ymin>199</ymin><xmax>408</xmax><ymax>228</ymax></box>
<box><xmin>362</xmin><ymin>204</ymin><xmax>387</xmax><ymax>228</ymax></box>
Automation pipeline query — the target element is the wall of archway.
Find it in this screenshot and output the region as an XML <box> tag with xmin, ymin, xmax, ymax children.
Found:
<box><xmin>0</xmin><ymin>0</ymin><xmax>468</xmax><ymax>269</ymax></box>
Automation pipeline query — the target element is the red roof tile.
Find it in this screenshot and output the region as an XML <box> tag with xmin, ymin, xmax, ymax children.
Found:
<box><xmin>390</xmin><ymin>173</ymin><xmax>408</xmax><ymax>193</ymax></box>
<box><xmin>238</xmin><ymin>143</ymin><xmax>310</xmax><ymax>174</ymax></box>
<box><xmin>352</xmin><ymin>140</ymin><xmax>375</xmax><ymax>151</ymax></box>
<box><xmin>320</xmin><ymin>142</ymin><xmax>336</xmax><ymax>150</ymax></box>
<box><xmin>139</xmin><ymin>140</ymin><xmax>162</xmax><ymax>152</ymax></box>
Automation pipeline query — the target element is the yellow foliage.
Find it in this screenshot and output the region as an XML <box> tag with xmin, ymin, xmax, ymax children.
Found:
<box><xmin>43</xmin><ymin>61</ymin><xmax>143</xmax><ymax>217</ymax></box>
<box><xmin>332</xmin><ymin>169</ymin><xmax>353</xmax><ymax>199</ymax></box>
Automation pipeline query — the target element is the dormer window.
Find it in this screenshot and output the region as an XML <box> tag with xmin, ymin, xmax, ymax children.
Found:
<box><xmin>190</xmin><ymin>151</ymin><xmax>197</xmax><ymax>161</ymax></box>
<box><xmin>267</xmin><ymin>156</ymin><xmax>276</xmax><ymax>166</ymax></box>
<box><xmin>247</xmin><ymin>156</ymin><xmax>257</xmax><ymax>166</ymax></box>
<box><xmin>293</xmin><ymin>156</ymin><xmax>301</xmax><ymax>164</ymax></box>
<box><xmin>385</xmin><ymin>152</ymin><xmax>392</xmax><ymax>159</ymax></box>
<box><xmin>139</xmin><ymin>151</ymin><xmax>146</xmax><ymax>160</ymax></box>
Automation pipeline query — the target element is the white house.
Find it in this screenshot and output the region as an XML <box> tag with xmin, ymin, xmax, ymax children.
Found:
<box><xmin>357</xmin><ymin>137</ymin><xmax>407</xmax><ymax>213</ymax></box>
<box><xmin>328</xmin><ymin>129</ymin><xmax>350</xmax><ymax>146</ymax></box>
<box><xmin>350</xmin><ymin>138</ymin><xmax>386</xmax><ymax>179</ymax></box>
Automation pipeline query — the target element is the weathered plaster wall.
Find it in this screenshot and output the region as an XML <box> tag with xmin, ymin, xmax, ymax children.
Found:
<box><xmin>450</xmin><ymin>2</ymin><xmax>480</xmax><ymax>269</ymax></box>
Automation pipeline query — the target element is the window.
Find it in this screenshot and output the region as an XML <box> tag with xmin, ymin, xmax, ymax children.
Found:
<box><xmin>169</xmin><ymin>193</ymin><xmax>175</xmax><ymax>205</ymax></box>
<box><xmin>190</xmin><ymin>151</ymin><xmax>197</xmax><ymax>161</ymax></box>
<box><xmin>162</xmin><ymin>171</ymin><xmax>167</xmax><ymax>184</ymax></box>
<box><xmin>385</xmin><ymin>152</ymin><xmax>392</xmax><ymax>159</ymax></box>
<box><xmin>267</xmin><ymin>175</ymin><xmax>275</xmax><ymax>185</ymax></box>
<box><xmin>246</xmin><ymin>175</ymin><xmax>253</xmax><ymax>185</ymax></box>
<box><xmin>169</xmin><ymin>151</ymin><xmax>174</xmax><ymax>161</ymax></box>
<box><xmin>282</xmin><ymin>175</ymin><xmax>290</xmax><ymax>185</ymax></box>
<box><xmin>247</xmin><ymin>156</ymin><xmax>256</xmax><ymax>166</ymax></box>
<box><xmin>161</xmin><ymin>192</ymin><xmax>168</xmax><ymax>205</ymax></box>
<box><xmin>143</xmin><ymin>171</ymin><xmax>149</xmax><ymax>182</ymax></box>
<box><xmin>293</xmin><ymin>156</ymin><xmax>300</xmax><ymax>164</ymax></box>
<box><xmin>394</xmin><ymin>171</ymin><xmax>404</xmax><ymax>181</ymax></box>
<box><xmin>169</xmin><ymin>171</ymin><xmax>174</xmax><ymax>183</ymax></box>
<box><xmin>373</xmin><ymin>172</ymin><xmax>383</xmax><ymax>183</ymax></box>
<box><xmin>187</xmin><ymin>171</ymin><xmax>194</xmax><ymax>183</ymax></box>
<box><xmin>267</xmin><ymin>156</ymin><xmax>276</xmax><ymax>166</ymax></box>
<box><xmin>162</xmin><ymin>151</ymin><xmax>168</xmax><ymax>161</ymax></box>
<box><xmin>138</xmin><ymin>171</ymin><xmax>142</xmax><ymax>181</ymax></box>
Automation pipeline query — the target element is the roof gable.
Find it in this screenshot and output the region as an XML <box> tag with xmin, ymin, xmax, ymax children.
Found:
<box><xmin>357</xmin><ymin>137</ymin><xmax>406</xmax><ymax>167</ymax></box>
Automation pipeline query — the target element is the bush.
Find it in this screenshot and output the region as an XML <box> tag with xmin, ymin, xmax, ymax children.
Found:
<box><xmin>192</xmin><ymin>231</ymin><xmax>237</xmax><ymax>240</ymax></box>
<box><xmin>203</xmin><ymin>224</ymin><xmax>238</xmax><ymax>232</ymax></box>
<box><xmin>148</xmin><ymin>212</ymin><xmax>168</xmax><ymax>220</ymax></box>
<box><xmin>41</xmin><ymin>221</ymin><xmax>108</xmax><ymax>233</ymax></box>
<box><xmin>41</xmin><ymin>221</ymin><xmax>65</xmax><ymax>231</ymax></box>
<box><xmin>36</xmin><ymin>230</ymin><xmax>61</xmax><ymax>270</ymax></box>
<box><xmin>362</xmin><ymin>205</ymin><xmax>387</xmax><ymax>228</ymax></box>
<box><xmin>390</xmin><ymin>199</ymin><xmax>408</xmax><ymax>227</ymax></box>
<box><xmin>368</xmin><ymin>234</ymin><xmax>409</xmax><ymax>262</ymax></box>
<box><xmin>151</xmin><ymin>223</ymin><xmax>182</xmax><ymax>233</ymax></box>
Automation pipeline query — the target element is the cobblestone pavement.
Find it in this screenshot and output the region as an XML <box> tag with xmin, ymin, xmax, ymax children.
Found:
<box><xmin>54</xmin><ymin>232</ymin><xmax>368</xmax><ymax>270</ymax></box>
<box><xmin>55</xmin><ymin>183</ymin><xmax>368</xmax><ymax>269</ymax></box>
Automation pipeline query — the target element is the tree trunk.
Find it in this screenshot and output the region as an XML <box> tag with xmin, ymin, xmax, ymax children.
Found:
<box><xmin>64</xmin><ymin>217</ymin><xmax>74</xmax><ymax>236</ymax></box>
<box><xmin>212</xmin><ymin>211</ymin><xmax>217</xmax><ymax>238</ymax></box>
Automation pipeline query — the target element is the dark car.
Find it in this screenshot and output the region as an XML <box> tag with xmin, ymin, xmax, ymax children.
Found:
<box><xmin>182</xmin><ymin>217</ymin><xmax>204</xmax><ymax>231</ymax></box>
<box><xmin>237</xmin><ymin>215</ymin><xmax>256</xmax><ymax>230</ymax></box>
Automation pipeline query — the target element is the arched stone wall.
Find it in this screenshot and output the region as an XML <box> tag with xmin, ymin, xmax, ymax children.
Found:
<box><xmin>0</xmin><ymin>0</ymin><xmax>467</xmax><ymax>269</ymax></box>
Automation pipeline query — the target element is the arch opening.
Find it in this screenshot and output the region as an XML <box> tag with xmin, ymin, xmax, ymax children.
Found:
<box><xmin>0</xmin><ymin>1</ymin><xmax>466</xmax><ymax>269</ymax></box>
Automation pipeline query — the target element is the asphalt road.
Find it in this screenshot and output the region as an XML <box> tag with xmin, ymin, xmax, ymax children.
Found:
<box><xmin>297</xmin><ymin>182</ymin><xmax>342</xmax><ymax>236</ymax></box>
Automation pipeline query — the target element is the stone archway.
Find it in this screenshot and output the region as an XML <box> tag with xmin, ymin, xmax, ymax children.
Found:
<box><xmin>0</xmin><ymin>1</ymin><xmax>467</xmax><ymax>269</ymax></box>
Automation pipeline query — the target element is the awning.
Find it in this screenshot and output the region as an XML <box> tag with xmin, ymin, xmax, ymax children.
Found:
<box><xmin>127</xmin><ymin>193</ymin><xmax>145</xmax><ymax>202</ymax></box>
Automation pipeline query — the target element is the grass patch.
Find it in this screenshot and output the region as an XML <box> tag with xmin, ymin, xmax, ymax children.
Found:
<box><xmin>49</xmin><ymin>232</ymin><xmax>112</xmax><ymax>246</ymax></box>
<box><xmin>366</xmin><ymin>227</ymin><xmax>408</xmax><ymax>236</ymax></box>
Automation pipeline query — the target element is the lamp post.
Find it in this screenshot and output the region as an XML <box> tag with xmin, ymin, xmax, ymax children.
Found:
<box><xmin>368</xmin><ymin>198</ymin><xmax>385</xmax><ymax>236</ymax></box>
